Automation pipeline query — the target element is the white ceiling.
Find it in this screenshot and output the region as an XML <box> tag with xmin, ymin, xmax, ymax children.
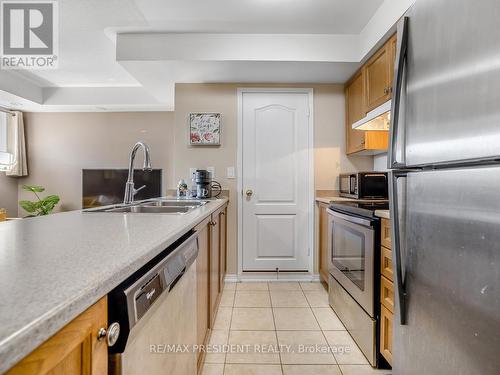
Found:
<box><xmin>0</xmin><ymin>0</ymin><xmax>414</xmax><ymax>111</ymax></box>
<box><xmin>131</xmin><ymin>0</ymin><xmax>384</xmax><ymax>34</ymax></box>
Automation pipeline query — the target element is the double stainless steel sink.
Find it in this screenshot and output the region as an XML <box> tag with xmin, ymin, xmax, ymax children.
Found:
<box><xmin>85</xmin><ymin>199</ymin><xmax>208</xmax><ymax>214</ymax></box>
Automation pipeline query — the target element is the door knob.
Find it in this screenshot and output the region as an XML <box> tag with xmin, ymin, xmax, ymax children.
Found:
<box><xmin>245</xmin><ymin>189</ymin><xmax>253</xmax><ymax>197</ymax></box>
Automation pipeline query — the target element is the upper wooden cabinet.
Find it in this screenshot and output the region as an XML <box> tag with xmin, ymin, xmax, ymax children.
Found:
<box><xmin>365</xmin><ymin>44</ymin><xmax>392</xmax><ymax>111</ymax></box>
<box><xmin>388</xmin><ymin>34</ymin><xmax>397</xmax><ymax>90</ymax></box>
<box><xmin>345</xmin><ymin>34</ymin><xmax>396</xmax><ymax>155</ymax></box>
<box><xmin>345</xmin><ymin>70</ymin><xmax>368</xmax><ymax>154</ymax></box>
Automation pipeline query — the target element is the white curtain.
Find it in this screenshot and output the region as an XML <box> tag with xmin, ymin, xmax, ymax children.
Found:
<box><xmin>6</xmin><ymin>111</ymin><xmax>28</xmax><ymax>177</ymax></box>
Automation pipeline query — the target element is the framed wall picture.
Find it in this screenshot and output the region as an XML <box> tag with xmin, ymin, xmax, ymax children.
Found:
<box><xmin>189</xmin><ymin>113</ymin><xmax>221</xmax><ymax>146</ymax></box>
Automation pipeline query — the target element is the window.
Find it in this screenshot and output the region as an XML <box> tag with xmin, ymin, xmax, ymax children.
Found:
<box><xmin>0</xmin><ymin>112</ymin><xmax>14</xmax><ymax>170</ymax></box>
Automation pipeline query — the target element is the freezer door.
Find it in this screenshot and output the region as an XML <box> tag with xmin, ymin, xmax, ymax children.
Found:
<box><xmin>390</xmin><ymin>0</ymin><xmax>500</xmax><ymax>167</ymax></box>
<box><xmin>390</xmin><ymin>167</ymin><xmax>500</xmax><ymax>375</ymax></box>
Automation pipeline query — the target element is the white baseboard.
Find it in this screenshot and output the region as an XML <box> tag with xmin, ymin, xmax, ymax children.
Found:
<box><xmin>224</xmin><ymin>274</ymin><xmax>239</xmax><ymax>283</ymax></box>
<box><xmin>224</xmin><ymin>273</ymin><xmax>321</xmax><ymax>283</ymax></box>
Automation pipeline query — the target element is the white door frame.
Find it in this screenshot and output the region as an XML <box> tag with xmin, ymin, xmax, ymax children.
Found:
<box><xmin>236</xmin><ymin>88</ymin><xmax>315</xmax><ymax>279</ymax></box>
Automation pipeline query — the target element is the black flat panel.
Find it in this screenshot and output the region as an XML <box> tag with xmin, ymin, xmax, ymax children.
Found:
<box><xmin>82</xmin><ymin>169</ymin><xmax>162</xmax><ymax>208</ymax></box>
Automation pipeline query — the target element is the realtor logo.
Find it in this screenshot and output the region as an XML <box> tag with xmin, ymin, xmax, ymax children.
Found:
<box><xmin>1</xmin><ymin>0</ymin><xmax>58</xmax><ymax>69</ymax></box>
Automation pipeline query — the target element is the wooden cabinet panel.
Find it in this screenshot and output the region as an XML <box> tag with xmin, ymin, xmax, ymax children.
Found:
<box><xmin>388</xmin><ymin>34</ymin><xmax>397</xmax><ymax>91</ymax></box>
<box><xmin>195</xmin><ymin>217</ymin><xmax>210</xmax><ymax>368</ymax></box>
<box><xmin>209</xmin><ymin>211</ymin><xmax>220</xmax><ymax>326</ymax></box>
<box><xmin>381</xmin><ymin>276</ymin><xmax>394</xmax><ymax>313</ymax></box>
<box><xmin>380</xmin><ymin>305</ymin><xmax>393</xmax><ymax>366</ymax></box>
<box><xmin>346</xmin><ymin>70</ymin><xmax>367</xmax><ymax>154</ymax></box>
<box><xmin>7</xmin><ymin>297</ymin><xmax>107</xmax><ymax>375</ymax></box>
<box><xmin>365</xmin><ymin>44</ymin><xmax>391</xmax><ymax>111</ymax></box>
<box><xmin>381</xmin><ymin>218</ymin><xmax>392</xmax><ymax>249</ymax></box>
<box><xmin>319</xmin><ymin>203</ymin><xmax>330</xmax><ymax>282</ymax></box>
<box><xmin>219</xmin><ymin>208</ymin><xmax>227</xmax><ymax>291</ymax></box>
<box><xmin>381</xmin><ymin>246</ymin><xmax>394</xmax><ymax>282</ymax></box>
<box><xmin>345</xmin><ymin>33</ymin><xmax>396</xmax><ymax>156</ymax></box>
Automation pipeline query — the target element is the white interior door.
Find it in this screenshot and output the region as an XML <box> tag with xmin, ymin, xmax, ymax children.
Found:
<box><xmin>241</xmin><ymin>90</ymin><xmax>311</xmax><ymax>271</ymax></box>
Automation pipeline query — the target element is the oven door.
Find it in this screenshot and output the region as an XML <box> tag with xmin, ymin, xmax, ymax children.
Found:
<box><xmin>327</xmin><ymin>208</ymin><xmax>375</xmax><ymax>316</ymax></box>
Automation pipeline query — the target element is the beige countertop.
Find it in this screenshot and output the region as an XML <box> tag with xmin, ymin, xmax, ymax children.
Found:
<box><xmin>315</xmin><ymin>196</ymin><xmax>359</xmax><ymax>204</ymax></box>
<box><xmin>0</xmin><ymin>197</ymin><xmax>228</xmax><ymax>373</ymax></box>
<box><xmin>375</xmin><ymin>209</ymin><xmax>390</xmax><ymax>219</ymax></box>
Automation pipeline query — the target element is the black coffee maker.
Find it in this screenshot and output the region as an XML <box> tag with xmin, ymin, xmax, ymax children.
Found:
<box><xmin>193</xmin><ymin>170</ymin><xmax>222</xmax><ymax>199</ymax></box>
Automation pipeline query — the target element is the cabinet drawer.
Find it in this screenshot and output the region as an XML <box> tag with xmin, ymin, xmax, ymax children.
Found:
<box><xmin>380</xmin><ymin>304</ymin><xmax>393</xmax><ymax>365</ymax></box>
<box><xmin>381</xmin><ymin>246</ymin><xmax>393</xmax><ymax>281</ymax></box>
<box><xmin>381</xmin><ymin>219</ymin><xmax>392</xmax><ymax>249</ymax></box>
<box><xmin>380</xmin><ymin>275</ymin><xmax>394</xmax><ymax>313</ymax></box>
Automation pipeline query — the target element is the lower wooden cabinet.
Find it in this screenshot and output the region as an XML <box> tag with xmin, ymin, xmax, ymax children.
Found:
<box><xmin>196</xmin><ymin>203</ymin><xmax>228</xmax><ymax>372</ymax></box>
<box><xmin>219</xmin><ymin>207</ymin><xmax>227</xmax><ymax>292</ymax></box>
<box><xmin>318</xmin><ymin>202</ymin><xmax>330</xmax><ymax>282</ymax></box>
<box><xmin>381</xmin><ymin>275</ymin><xmax>394</xmax><ymax>313</ymax></box>
<box><xmin>195</xmin><ymin>217</ymin><xmax>211</xmax><ymax>368</ymax></box>
<box><xmin>380</xmin><ymin>304</ymin><xmax>393</xmax><ymax>366</ymax></box>
<box><xmin>7</xmin><ymin>297</ymin><xmax>108</xmax><ymax>375</ymax></box>
<box><xmin>380</xmin><ymin>218</ymin><xmax>394</xmax><ymax>366</ymax></box>
<box><xmin>209</xmin><ymin>210</ymin><xmax>221</xmax><ymax>326</ymax></box>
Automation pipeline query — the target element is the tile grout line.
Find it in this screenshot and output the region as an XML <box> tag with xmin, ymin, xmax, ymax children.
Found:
<box><xmin>306</xmin><ymin>282</ymin><xmax>340</xmax><ymax>370</ymax></box>
<box><xmin>269</xmin><ymin>283</ymin><xmax>285</xmax><ymax>375</ymax></box>
<box><xmin>222</xmin><ymin>285</ymin><xmax>237</xmax><ymax>374</ymax></box>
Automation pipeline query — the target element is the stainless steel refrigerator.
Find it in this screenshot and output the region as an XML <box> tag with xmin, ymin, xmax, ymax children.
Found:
<box><xmin>388</xmin><ymin>0</ymin><xmax>500</xmax><ymax>374</ymax></box>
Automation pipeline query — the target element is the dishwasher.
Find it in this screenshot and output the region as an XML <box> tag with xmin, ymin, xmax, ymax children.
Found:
<box><xmin>107</xmin><ymin>230</ymin><xmax>199</xmax><ymax>375</ymax></box>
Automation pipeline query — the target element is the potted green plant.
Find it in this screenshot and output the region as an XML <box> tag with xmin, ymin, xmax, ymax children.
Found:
<box><xmin>19</xmin><ymin>185</ymin><xmax>60</xmax><ymax>217</ymax></box>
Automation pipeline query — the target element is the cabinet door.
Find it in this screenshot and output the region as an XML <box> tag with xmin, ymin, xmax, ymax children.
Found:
<box><xmin>365</xmin><ymin>44</ymin><xmax>391</xmax><ymax>111</ymax></box>
<box><xmin>195</xmin><ymin>218</ymin><xmax>210</xmax><ymax>367</ymax></box>
<box><xmin>346</xmin><ymin>69</ymin><xmax>367</xmax><ymax>154</ymax></box>
<box><xmin>7</xmin><ymin>297</ymin><xmax>107</xmax><ymax>375</ymax></box>
<box><xmin>319</xmin><ymin>203</ymin><xmax>329</xmax><ymax>282</ymax></box>
<box><xmin>209</xmin><ymin>211</ymin><xmax>221</xmax><ymax>326</ymax></box>
<box><xmin>381</xmin><ymin>246</ymin><xmax>394</xmax><ymax>282</ymax></box>
<box><xmin>219</xmin><ymin>207</ymin><xmax>227</xmax><ymax>291</ymax></box>
<box><xmin>380</xmin><ymin>218</ymin><xmax>392</xmax><ymax>249</ymax></box>
<box><xmin>388</xmin><ymin>34</ymin><xmax>397</xmax><ymax>91</ymax></box>
<box><xmin>380</xmin><ymin>275</ymin><xmax>394</xmax><ymax>313</ymax></box>
<box><xmin>380</xmin><ymin>305</ymin><xmax>393</xmax><ymax>365</ymax></box>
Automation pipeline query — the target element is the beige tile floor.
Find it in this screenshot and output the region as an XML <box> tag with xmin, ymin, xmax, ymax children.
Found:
<box><xmin>202</xmin><ymin>282</ymin><xmax>392</xmax><ymax>375</ymax></box>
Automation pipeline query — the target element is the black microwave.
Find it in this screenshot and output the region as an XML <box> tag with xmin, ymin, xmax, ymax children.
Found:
<box><xmin>339</xmin><ymin>172</ymin><xmax>388</xmax><ymax>199</ymax></box>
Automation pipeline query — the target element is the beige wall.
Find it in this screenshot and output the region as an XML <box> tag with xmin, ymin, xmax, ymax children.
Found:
<box><xmin>0</xmin><ymin>172</ymin><xmax>18</xmax><ymax>217</ymax></box>
<box><xmin>17</xmin><ymin>112</ymin><xmax>175</xmax><ymax>214</ymax></box>
<box><xmin>173</xmin><ymin>84</ymin><xmax>373</xmax><ymax>274</ymax></box>
<box><xmin>3</xmin><ymin>84</ymin><xmax>373</xmax><ymax>275</ymax></box>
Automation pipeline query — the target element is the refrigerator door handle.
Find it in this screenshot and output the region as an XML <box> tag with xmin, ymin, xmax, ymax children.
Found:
<box><xmin>388</xmin><ymin>16</ymin><xmax>409</xmax><ymax>169</ymax></box>
<box><xmin>389</xmin><ymin>171</ymin><xmax>407</xmax><ymax>325</ymax></box>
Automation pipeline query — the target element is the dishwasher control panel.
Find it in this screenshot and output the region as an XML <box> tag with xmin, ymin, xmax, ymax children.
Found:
<box><xmin>135</xmin><ymin>274</ymin><xmax>163</xmax><ymax>321</ymax></box>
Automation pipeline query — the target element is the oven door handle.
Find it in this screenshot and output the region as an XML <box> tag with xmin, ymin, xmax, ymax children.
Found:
<box><xmin>327</xmin><ymin>208</ymin><xmax>374</xmax><ymax>228</ymax></box>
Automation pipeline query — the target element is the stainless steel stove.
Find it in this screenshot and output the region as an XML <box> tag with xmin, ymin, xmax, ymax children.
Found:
<box><xmin>327</xmin><ymin>200</ymin><xmax>388</xmax><ymax>367</ymax></box>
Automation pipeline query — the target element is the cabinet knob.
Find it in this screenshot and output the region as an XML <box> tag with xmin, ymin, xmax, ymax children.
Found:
<box><xmin>97</xmin><ymin>322</ymin><xmax>120</xmax><ymax>347</ymax></box>
<box><xmin>245</xmin><ymin>189</ymin><xmax>253</xmax><ymax>197</ymax></box>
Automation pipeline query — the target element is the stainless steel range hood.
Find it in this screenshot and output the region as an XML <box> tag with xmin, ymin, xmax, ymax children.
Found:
<box><xmin>352</xmin><ymin>100</ymin><xmax>391</xmax><ymax>131</ymax></box>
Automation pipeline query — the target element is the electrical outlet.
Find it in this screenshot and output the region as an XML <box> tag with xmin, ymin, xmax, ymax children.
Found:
<box><xmin>207</xmin><ymin>166</ymin><xmax>215</xmax><ymax>178</ymax></box>
<box><xmin>227</xmin><ymin>166</ymin><xmax>236</xmax><ymax>179</ymax></box>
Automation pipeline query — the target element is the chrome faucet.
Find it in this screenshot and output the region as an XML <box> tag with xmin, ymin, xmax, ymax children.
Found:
<box><xmin>124</xmin><ymin>141</ymin><xmax>152</xmax><ymax>204</ymax></box>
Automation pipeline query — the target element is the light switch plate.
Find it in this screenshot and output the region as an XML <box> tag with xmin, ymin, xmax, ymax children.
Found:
<box><xmin>226</xmin><ymin>167</ymin><xmax>236</xmax><ymax>179</ymax></box>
